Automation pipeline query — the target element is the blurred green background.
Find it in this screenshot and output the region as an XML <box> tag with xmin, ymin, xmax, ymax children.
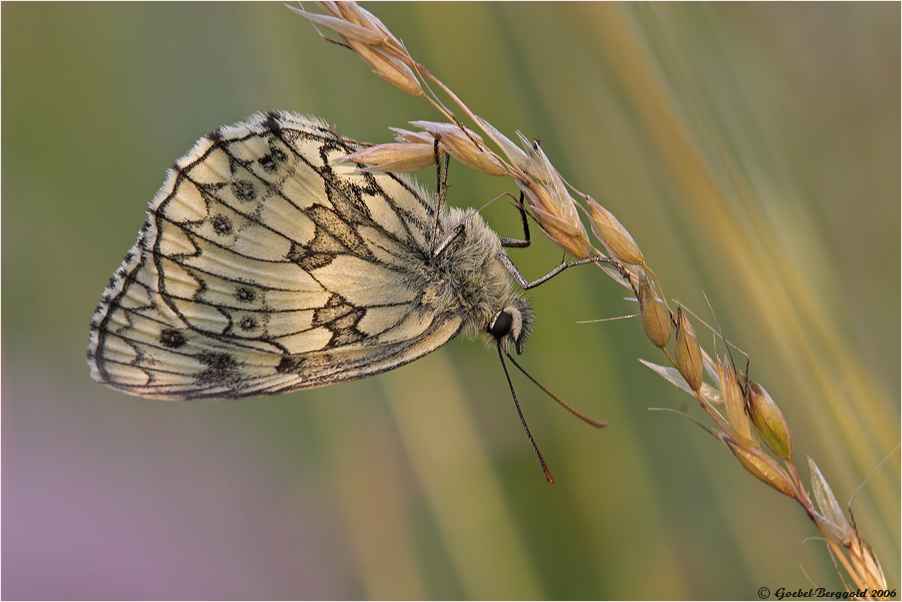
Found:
<box><xmin>3</xmin><ymin>3</ymin><xmax>899</xmax><ymax>599</ymax></box>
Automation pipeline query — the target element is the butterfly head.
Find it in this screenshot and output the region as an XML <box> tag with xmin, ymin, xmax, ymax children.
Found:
<box><xmin>487</xmin><ymin>296</ymin><xmax>534</xmax><ymax>355</ymax></box>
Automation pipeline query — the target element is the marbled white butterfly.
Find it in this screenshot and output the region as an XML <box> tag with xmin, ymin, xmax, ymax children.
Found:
<box><xmin>86</xmin><ymin>111</ymin><xmax>554</xmax><ymax>401</ymax></box>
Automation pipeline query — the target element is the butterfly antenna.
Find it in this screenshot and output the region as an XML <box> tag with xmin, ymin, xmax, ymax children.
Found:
<box><xmin>497</xmin><ymin>345</ymin><xmax>554</xmax><ymax>484</ymax></box>
<box><xmin>504</xmin><ymin>352</ymin><xmax>607</xmax><ymax>428</ymax></box>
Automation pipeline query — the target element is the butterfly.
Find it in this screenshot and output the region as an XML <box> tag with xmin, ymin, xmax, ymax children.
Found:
<box><xmin>87</xmin><ymin>110</ymin><xmax>550</xmax><ymax>400</ymax></box>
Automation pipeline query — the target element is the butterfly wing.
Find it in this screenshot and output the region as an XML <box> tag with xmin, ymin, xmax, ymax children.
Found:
<box><xmin>88</xmin><ymin>112</ymin><xmax>463</xmax><ymax>400</ymax></box>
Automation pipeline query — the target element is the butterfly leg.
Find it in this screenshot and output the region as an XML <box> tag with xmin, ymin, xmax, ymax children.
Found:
<box><xmin>499</xmin><ymin>192</ymin><xmax>530</xmax><ymax>248</ymax></box>
<box><xmin>432</xmin><ymin>221</ymin><xmax>465</xmax><ymax>259</ymax></box>
<box><xmin>429</xmin><ymin>140</ymin><xmax>451</xmax><ymax>252</ymax></box>
<box><xmin>498</xmin><ymin>252</ymin><xmax>616</xmax><ymax>290</ymax></box>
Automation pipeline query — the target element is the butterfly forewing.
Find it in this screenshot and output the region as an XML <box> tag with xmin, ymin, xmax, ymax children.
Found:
<box><xmin>88</xmin><ymin>112</ymin><xmax>475</xmax><ymax>400</ymax></box>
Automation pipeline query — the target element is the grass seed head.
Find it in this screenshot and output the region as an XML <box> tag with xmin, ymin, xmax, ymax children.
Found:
<box><xmin>321</xmin><ymin>1</ymin><xmax>405</xmax><ymax>52</ymax></box>
<box><xmin>408</xmin><ymin>121</ymin><xmax>507</xmax><ymax>176</ymax></box>
<box><xmin>347</xmin><ymin>40</ymin><xmax>424</xmax><ymax>97</ymax></box>
<box><xmin>586</xmin><ymin>196</ymin><xmax>644</xmax><ymax>265</ymax></box>
<box><xmin>808</xmin><ymin>457</ymin><xmax>854</xmax><ymax>546</ymax></box>
<box><xmin>339</xmin><ymin>142</ymin><xmax>439</xmax><ymax>172</ymax></box>
<box><xmin>718</xmin><ymin>358</ymin><xmax>755</xmax><ymax>447</ymax></box>
<box><xmin>521</xmin><ymin>185</ymin><xmax>595</xmax><ymax>259</ymax></box>
<box><xmin>674</xmin><ymin>306</ymin><xmax>703</xmax><ymax>391</ymax></box>
<box><xmin>638</xmin><ymin>273</ymin><xmax>671</xmax><ymax>348</ymax></box>
<box><xmin>288</xmin><ymin>5</ymin><xmax>385</xmax><ymax>46</ymax></box>
<box><xmin>747</xmin><ymin>381</ymin><xmax>794</xmax><ymax>462</ymax></box>
<box><xmin>727</xmin><ymin>442</ymin><xmax>796</xmax><ymax>497</ymax></box>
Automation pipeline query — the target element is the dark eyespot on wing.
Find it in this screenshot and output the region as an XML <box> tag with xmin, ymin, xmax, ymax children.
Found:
<box><xmin>195</xmin><ymin>352</ymin><xmax>242</xmax><ymax>389</ymax></box>
<box><xmin>210</xmin><ymin>214</ymin><xmax>233</xmax><ymax>235</ymax></box>
<box><xmin>160</xmin><ymin>328</ymin><xmax>187</xmax><ymax>349</ymax></box>
<box><xmin>235</xmin><ymin>287</ymin><xmax>256</xmax><ymax>303</ymax></box>
<box><xmin>232</xmin><ymin>180</ymin><xmax>257</xmax><ymax>202</ymax></box>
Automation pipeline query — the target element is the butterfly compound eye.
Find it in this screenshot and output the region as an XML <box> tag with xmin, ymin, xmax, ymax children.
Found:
<box><xmin>488</xmin><ymin>310</ymin><xmax>514</xmax><ymax>340</ymax></box>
